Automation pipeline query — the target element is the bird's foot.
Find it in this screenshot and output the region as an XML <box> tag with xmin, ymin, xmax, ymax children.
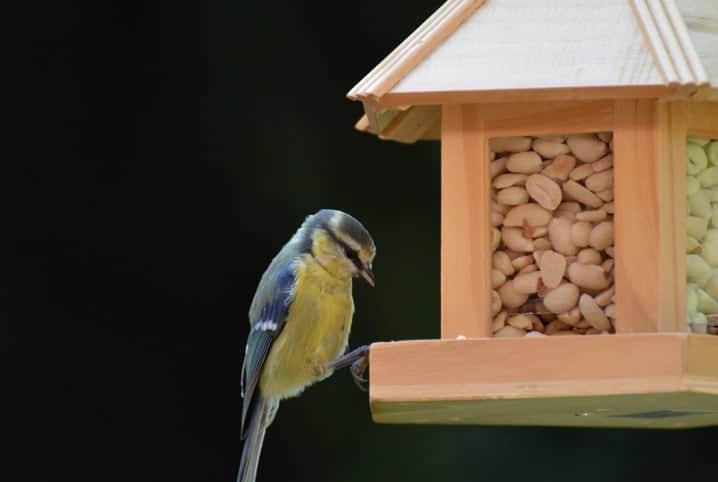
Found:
<box><xmin>350</xmin><ymin>353</ymin><xmax>369</xmax><ymax>392</ymax></box>
<box><xmin>324</xmin><ymin>345</ymin><xmax>371</xmax><ymax>392</ymax></box>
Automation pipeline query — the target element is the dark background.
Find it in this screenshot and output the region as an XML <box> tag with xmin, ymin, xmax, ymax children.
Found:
<box><xmin>11</xmin><ymin>1</ymin><xmax>716</xmax><ymax>481</ymax></box>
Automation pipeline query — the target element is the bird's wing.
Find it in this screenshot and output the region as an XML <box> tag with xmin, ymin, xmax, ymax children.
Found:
<box><xmin>241</xmin><ymin>264</ymin><xmax>296</xmax><ymax>438</ymax></box>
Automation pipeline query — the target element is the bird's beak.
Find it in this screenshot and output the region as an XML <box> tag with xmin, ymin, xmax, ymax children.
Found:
<box><xmin>359</xmin><ymin>265</ymin><xmax>375</xmax><ymax>287</ymax></box>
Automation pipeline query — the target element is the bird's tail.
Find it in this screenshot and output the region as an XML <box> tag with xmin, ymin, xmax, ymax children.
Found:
<box><xmin>237</xmin><ymin>394</ymin><xmax>273</xmax><ymax>482</ymax></box>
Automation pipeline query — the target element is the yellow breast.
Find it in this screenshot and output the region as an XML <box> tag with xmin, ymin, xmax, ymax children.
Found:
<box><xmin>259</xmin><ymin>257</ymin><xmax>354</xmax><ymax>399</ymax></box>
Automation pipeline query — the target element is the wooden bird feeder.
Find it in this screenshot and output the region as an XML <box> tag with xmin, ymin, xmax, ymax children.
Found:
<box><xmin>348</xmin><ymin>0</ymin><xmax>718</xmax><ymax>428</ymax></box>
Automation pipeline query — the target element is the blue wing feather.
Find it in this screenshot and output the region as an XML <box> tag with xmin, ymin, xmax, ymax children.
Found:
<box><xmin>241</xmin><ymin>263</ymin><xmax>296</xmax><ymax>438</ymax></box>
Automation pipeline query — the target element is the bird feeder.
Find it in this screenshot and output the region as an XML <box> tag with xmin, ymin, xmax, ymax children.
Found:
<box><xmin>348</xmin><ymin>0</ymin><xmax>718</xmax><ymax>428</ymax></box>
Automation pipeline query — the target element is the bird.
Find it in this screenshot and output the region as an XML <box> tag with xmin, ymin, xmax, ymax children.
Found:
<box><xmin>237</xmin><ymin>209</ymin><xmax>376</xmax><ymax>482</ymax></box>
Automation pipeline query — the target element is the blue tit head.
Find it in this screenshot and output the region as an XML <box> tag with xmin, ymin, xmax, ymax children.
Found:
<box><xmin>296</xmin><ymin>209</ymin><xmax>376</xmax><ymax>286</ymax></box>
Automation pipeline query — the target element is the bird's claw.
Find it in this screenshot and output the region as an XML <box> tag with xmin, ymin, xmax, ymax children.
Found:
<box><xmin>350</xmin><ymin>354</ymin><xmax>369</xmax><ymax>392</ymax></box>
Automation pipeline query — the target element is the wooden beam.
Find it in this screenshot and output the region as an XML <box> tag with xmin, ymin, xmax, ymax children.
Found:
<box><xmin>441</xmin><ymin>105</ymin><xmax>491</xmax><ymax>339</ymax></box>
<box><xmin>613</xmin><ymin>99</ymin><xmax>664</xmax><ymax>332</ymax></box>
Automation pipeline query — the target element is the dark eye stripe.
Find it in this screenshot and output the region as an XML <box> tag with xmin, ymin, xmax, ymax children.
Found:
<box><xmin>323</xmin><ymin>226</ymin><xmax>363</xmax><ymax>270</ymax></box>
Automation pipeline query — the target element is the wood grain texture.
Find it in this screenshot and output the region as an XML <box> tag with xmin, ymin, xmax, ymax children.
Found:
<box><xmin>686</xmin><ymin>102</ymin><xmax>718</xmax><ymax>138</ymax></box>
<box><xmin>368</xmin><ymin>334</ymin><xmax>718</xmax><ymax>428</ymax></box>
<box><xmin>392</xmin><ymin>0</ymin><xmax>663</xmax><ymax>95</ymax></box>
<box><xmin>657</xmin><ymin>101</ymin><xmax>687</xmax><ymax>332</ymax></box>
<box><xmin>613</xmin><ymin>99</ymin><xmax>663</xmax><ymax>332</ymax></box>
<box><xmin>441</xmin><ymin>104</ymin><xmax>491</xmax><ymax>339</ymax></box>
<box><xmin>474</xmin><ymin>100</ymin><xmax>614</xmax><ymax>136</ymax></box>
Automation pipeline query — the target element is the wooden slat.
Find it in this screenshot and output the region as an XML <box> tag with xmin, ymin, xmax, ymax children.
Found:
<box><xmin>613</xmin><ymin>99</ymin><xmax>663</xmax><ymax>332</ymax></box>
<box><xmin>370</xmin><ymin>335</ymin><xmax>685</xmax><ymax>401</ymax></box>
<box><xmin>475</xmin><ymin>100</ymin><xmax>614</xmax><ymax>136</ymax></box>
<box><xmin>380</xmin><ymin>105</ymin><xmax>441</xmax><ymax>144</ymax></box>
<box><xmin>686</xmin><ymin>102</ymin><xmax>718</xmax><ymax>138</ymax></box>
<box><xmin>441</xmin><ymin>104</ymin><xmax>491</xmax><ymax>339</ymax></box>
<box><xmin>656</xmin><ymin>102</ymin><xmax>687</xmax><ymax>332</ymax></box>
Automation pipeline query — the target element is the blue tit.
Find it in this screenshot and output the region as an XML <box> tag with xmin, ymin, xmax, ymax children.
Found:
<box><xmin>237</xmin><ymin>209</ymin><xmax>376</xmax><ymax>482</ymax></box>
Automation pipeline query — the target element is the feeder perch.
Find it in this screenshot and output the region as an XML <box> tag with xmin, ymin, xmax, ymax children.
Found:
<box><xmin>348</xmin><ymin>0</ymin><xmax>718</xmax><ymax>429</ymax></box>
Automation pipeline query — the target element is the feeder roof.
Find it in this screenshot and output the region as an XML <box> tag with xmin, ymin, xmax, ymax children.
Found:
<box><xmin>349</xmin><ymin>0</ymin><xmax>718</xmax><ymax>143</ymax></box>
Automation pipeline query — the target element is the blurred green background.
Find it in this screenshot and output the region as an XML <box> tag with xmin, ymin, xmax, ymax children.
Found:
<box><xmin>11</xmin><ymin>0</ymin><xmax>716</xmax><ymax>481</ymax></box>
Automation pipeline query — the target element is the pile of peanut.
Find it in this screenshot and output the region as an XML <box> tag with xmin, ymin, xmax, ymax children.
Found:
<box><xmin>490</xmin><ymin>133</ymin><xmax>615</xmax><ymax>337</ymax></box>
<box><xmin>686</xmin><ymin>136</ymin><xmax>718</xmax><ymax>335</ymax></box>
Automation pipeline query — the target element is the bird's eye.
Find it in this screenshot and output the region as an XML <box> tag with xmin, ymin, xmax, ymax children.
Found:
<box><xmin>342</xmin><ymin>244</ymin><xmax>363</xmax><ymax>271</ymax></box>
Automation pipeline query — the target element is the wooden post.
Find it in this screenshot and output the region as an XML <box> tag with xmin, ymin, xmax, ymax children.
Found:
<box><xmin>613</xmin><ymin>99</ymin><xmax>665</xmax><ymax>332</ymax></box>
<box><xmin>441</xmin><ymin>104</ymin><xmax>491</xmax><ymax>339</ymax></box>
<box><xmin>658</xmin><ymin>101</ymin><xmax>688</xmax><ymax>332</ymax></box>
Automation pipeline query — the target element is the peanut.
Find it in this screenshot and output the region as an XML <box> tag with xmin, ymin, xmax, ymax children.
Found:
<box><xmin>494</xmin><ymin>326</ymin><xmax>526</xmax><ymax>338</ymax></box>
<box><xmin>542</xmin><ymin>154</ymin><xmax>577</xmax><ymax>181</ymax></box>
<box><xmin>571</xmin><ymin>221</ymin><xmax>592</xmax><ymax>248</ymax></box>
<box><xmin>595</xmin><ymin>286</ymin><xmax>615</xmax><ymax>307</ymax></box>
<box><xmin>562</xmin><ymin>180</ymin><xmax>603</xmax><ymax>208</ymax></box>
<box><xmin>585</xmin><ymin>169</ymin><xmax>613</xmax><ymax>192</ymax></box>
<box><xmin>490</xmin><ymin>136</ymin><xmax>532</xmax><ymax>153</ymax></box>
<box><xmin>519</xmin><ymin>263</ymin><xmax>538</xmax><ymax>274</ymax></box>
<box><xmin>578</xmin><ymin>294</ymin><xmax>611</xmax><ymax>331</ymax></box>
<box><xmin>577</xmin><ymin>248</ymin><xmax>602</xmax><ymax>265</ymax></box>
<box><xmin>532</xmin><ymin>139</ymin><xmax>570</xmax><ymax>159</ymax></box>
<box><xmin>490</xmin><ymin>157</ymin><xmax>508</xmax><ymax>178</ymax></box>
<box><xmin>569</xmin><ymin>163</ymin><xmax>595</xmax><ymax>181</ymax></box>
<box><xmin>591</xmin><ymin>154</ymin><xmax>613</xmax><ymax>172</ymax></box>
<box><xmin>491</xmin><ymin>290</ymin><xmax>502</xmax><ymax>316</ymax></box>
<box><xmin>507</xmin><ymin>151</ymin><xmax>543</xmax><ymax>174</ymax></box>
<box><xmin>538</xmin><ymin>250</ymin><xmax>566</xmax><ymax>288</ymax></box>
<box><xmin>558</xmin><ymin>202</ymin><xmax>582</xmax><ymax>213</ymax></box>
<box><xmin>526</xmin><ymin>174</ymin><xmax>562</xmax><ymax>210</ymax></box>
<box><xmin>575</xmin><ymin>210</ymin><xmax>607</xmax><ymax>222</ymax></box>
<box><xmin>498</xmin><ymin>281</ymin><xmax>529</xmax><ymax>309</ymax></box>
<box><xmin>511</xmin><ymin>255</ymin><xmax>534</xmax><ymax>270</ymax></box>
<box><xmin>589</xmin><ymin>221</ymin><xmax>614</xmax><ymax>250</ymax></box>
<box><xmin>497</xmin><ymin>187</ymin><xmax>529</xmax><ymax>206</ymax></box>
<box><xmin>492</xmin><ymin>269</ymin><xmax>506</xmax><ymax>289</ymax></box>
<box><xmin>492</xmin><ymin>228</ymin><xmax>501</xmax><ymax>252</ymax></box>
<box><xmin>513</xmin><ymin>271</ymin><xmax>543</xmax><ymax>294</ymax></box>
<box><xmin>493</xmin><ymin>173</ymin><xmax>528</xmax><ymax>189</ymax></box>
<box><xmin>534</xmin><ymin>237</ymin><xmax>552</xmax><ymax>251</ymax></box>
<box><xmin>557</xmin><ymin>307</ymin><xmax>581</xmax><ymax>326</ymax></box>
<box><xmin>566</xmin><ymin>134</ymin><xmax>608</xmax><ymax>163</ymax></box>
<box><xmin>548</xmin><ymin>217</ymin><xmax>577</xmax><ymax>256</ymax></box>
<box><xmin>508</xmin><ymin>314</ymin><xmax>534</xmax><ymax>330</ymax></box>
<box><xmin>543</xmin><ymin>282</ymin><xmax>580</xmax><ymax>314</ymax></box>
<box><xmin>501</xmin><ymin>227</ymin><xmax>534</xmax><ymax>252</ymax></box>
<box><xmin>492</xmin><ymin>311</ymin><xmax>507</xmax><ymax>333</ymax></box>
<box><xmin>493</xmin><ymin>251</ymin><xmax>515</xmax><ymax>276</ymax></box>
<box><xmin>567</xmin><ymin>263</ymin><xmax>612</xmax><ymax>291</ymax></box>
<box><xmin>504</xmin><ymin>203</ymin><xmax>552</xmax><ymax>227</ymax></box>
